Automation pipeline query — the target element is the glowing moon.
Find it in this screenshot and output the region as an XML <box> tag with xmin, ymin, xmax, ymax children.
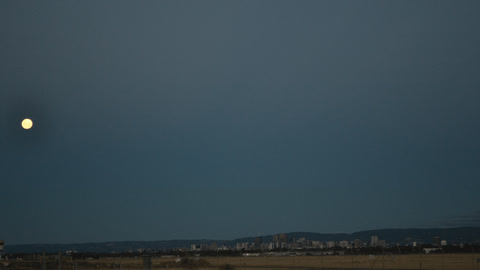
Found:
<box><xmin>21</xmin><ymin>118</ymin><xmax>33</xmax><ymax>129</ymax></box>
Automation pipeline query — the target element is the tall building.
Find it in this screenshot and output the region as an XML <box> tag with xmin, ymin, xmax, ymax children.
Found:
<box><xmin>0</xmin><ymin>240</ymin><xmax>4</xmax><ymax>259</ymax></box>
<box><xmin>433</xmin><ymin>237</ymin><xmax>441</xmax><ymax>247</ymax></box>
<box><xmin>327</xmin><ymin>241</ymin><xmax>336</xmax><ymax>248</ymax></box>
<box><xmin>279</xmin><ymin>233</ymin><xmax>288</xmax><ymax>243</ymax></box>
<box><xmin>237</xmin><ymin>243</ymin><xmax>249</xmax><ymax>250</ymax></box>
<box><xmin>273</xmin><ymin>235</ymin><xmax>279</xmax><ymax>242</ymax></box>
<box><xmin>191</xmin><ymin>244</ymin><xmax>202</xmax><ymax>251</ymax></box>
<box><xmin>254</xmin><ymin>237</ymin><xmax>262</xmax><ymax>248</ymax></box>
<box><xmin>371</xmin><ymin>236</ymin><xmax>378</xmax><ymax>247</ymax></box>
<box><xmin>354</xmin><ymin>239</ymin><xmax>363</xmax><ymax>249</ymax></box>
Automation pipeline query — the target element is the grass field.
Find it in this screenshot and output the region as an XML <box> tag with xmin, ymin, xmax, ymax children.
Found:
<box><xmin>3</xmin><ymin>254</ymin><xmax>480</xmax><ymax>270</ymax></box>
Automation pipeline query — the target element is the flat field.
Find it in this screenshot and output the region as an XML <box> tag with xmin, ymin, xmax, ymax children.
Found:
<box><xmin>4</xmin><ymin>254</ymin><xmax>480</xmax><ymax>270</ymax></box>
<box><xmin>203</xmin><ymin>254</ymin><xmax>480</xmax><ymax>270</ymax></box>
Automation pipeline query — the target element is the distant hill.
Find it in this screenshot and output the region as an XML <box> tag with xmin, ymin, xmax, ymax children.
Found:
<box><xmin>6</xmin><ymin>227</ymin><xmax>480</xmax><ymax>254</ymax></box>
<box><xmin>228</xmin><ymin>227</ymin><xmax>480</xmax><ymax>246</ymax></box>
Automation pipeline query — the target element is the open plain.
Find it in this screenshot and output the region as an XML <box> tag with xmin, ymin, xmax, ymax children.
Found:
<box><xmin>3</xmin><ymin>254</ymin><xmax>480</xmax><ymax>270</ymax></box>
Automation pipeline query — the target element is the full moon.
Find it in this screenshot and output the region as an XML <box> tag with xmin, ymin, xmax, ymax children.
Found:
<box><xmin>21</xmin><ymin>118</ymin><xmax>33</xmax><ymax>129</ymax></box>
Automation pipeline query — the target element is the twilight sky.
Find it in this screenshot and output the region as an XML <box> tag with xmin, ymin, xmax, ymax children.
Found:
<box><xmin>1</xmin><ymin>1</ymin><xmax>480</xmax><ymax>245</ymax></box>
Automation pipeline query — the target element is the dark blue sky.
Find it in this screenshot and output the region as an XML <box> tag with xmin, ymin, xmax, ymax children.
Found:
<box><xmin>1</xmin><ymin>1</ymin><xmax>480</xmax><ymax>245</ymax></box>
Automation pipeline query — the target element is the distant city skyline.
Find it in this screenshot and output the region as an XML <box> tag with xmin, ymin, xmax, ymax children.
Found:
<box><xmin>5</xmin><ymin>227</ymin><xmax>480</xmax><ymax>254</ymax></box>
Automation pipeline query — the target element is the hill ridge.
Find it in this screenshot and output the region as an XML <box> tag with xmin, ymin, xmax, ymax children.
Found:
<box><xmin>5</xmin><ymin>227</ymin><xmax>480</xmax><ymax>254</ymax></box>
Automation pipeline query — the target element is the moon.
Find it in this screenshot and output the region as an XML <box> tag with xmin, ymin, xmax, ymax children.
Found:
<box><xmin>21</xmin><ymin>118</ymin><xmax>33</xmax><ymax>129</ymax></box>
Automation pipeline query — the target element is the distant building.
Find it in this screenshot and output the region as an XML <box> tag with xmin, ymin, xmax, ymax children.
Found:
<box><xmin>0</xmin><ymin>240</ymin><xmax>4</xmax><ymax>259</ymax></box>
<box><xmin>441</xmin><ymin>240</ymin><xmax>447</xmax><ymax>246</ymax></box>
<box><xmin>371</xmin><ymin>236</ymin><xmax>378</xmax><ymax>247</ymax></box>
<box><xmin>433</xmin><ymin>237</ymin><xmax>441</xmax><ymax>247</ymax></box>
<box><xmin>354</xmin><ymin>239</ymin><xmax>363</xmax><ymax>249</ymax></box>
<box><xmin>273</xmin><ymin>235</ymin><xmax>279</xmax><ymax>242</ymax></box>
<box><xmin>209</xmin><ymin>242</ymin><xmax>218</xmax><ymax>250</ymax></box>
<box><xmin>413</xmin><ymin>241</ymin><xmax>424</xmax><ymax>247</ymax></box>
<box><xmin>290</xmin><ymin>242</ymin><xmax>300</xmax><ymax>249</ymax></box>
<box><xmin>377</xmin><ymin>240</ymin><xmax>386</xmax><ymax>248</ymax></box>
<box><xmin>279</xmin><ymin>234</ymin><xmax>288</xmax><ymax>243</ymax></box>
<box><xmin>327</xmin><ymin>241</ymin><xmax>336</xmax><ymax>248</ymax></box>
<box><xmin>190</xmin><ymin>244</ymin><xmax>208</xmax><ymax>251</ymax></box>
<box><xmin>218</xmin><ymin>246</ymin><xmax>230</xmax><ymax>251</ymax></box>
<box><xmin>339</xmin><ymin>241</ymin><xmax>349</xmax><ymax>248</ymax></box>
<box><xmin>254</xmin><ymin>237</ymin><xmax>262</xmax><ymax>248</ymax></box>
<box><xmin>236</xmin><ymin>243</ymin><xmax>246</xmax><ymax>250</ymax></box>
